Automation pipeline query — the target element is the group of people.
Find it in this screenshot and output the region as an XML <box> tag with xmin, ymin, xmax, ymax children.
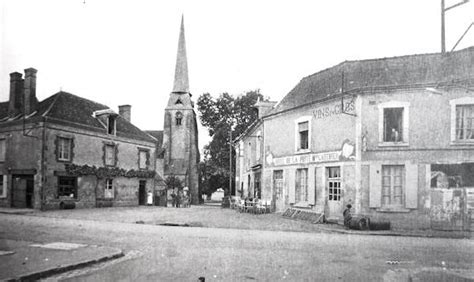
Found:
<box><xmin>170</xmin><ymin>188</ymin><xmax>190</xmax><ymax>208</ymax></box>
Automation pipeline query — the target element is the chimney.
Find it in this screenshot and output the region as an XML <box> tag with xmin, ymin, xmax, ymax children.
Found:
<box><xmin>255</xmin><ymin>100</ymin><xmax>278</xmax><ymax>119</ymax></box>
<box><xmin>118</xmin><ymin>105</ymin><xmax>131</xmax><ymax>122</ymax></box>
<box><xmin>8</xmin><ymin>72</ymin><xmax>24</xmax><ymax>116</ymax></box>
<box><xmin>23</xmin><ymin>68</ymin><xmax>38</xmax><ymax>115</ymax></box>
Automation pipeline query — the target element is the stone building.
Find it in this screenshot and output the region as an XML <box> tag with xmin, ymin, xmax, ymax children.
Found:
<box><xmin>0</xmin><ymin>68</ymin><xmax>158</xmax><ymax>209</ymax></box>
<box><xmin>0</xmin><ymin>17</ymin><xmax>201</xmax><ymax>209</ymax></box>
<box><xmin>235</xmin><ymin>47</ymin><xmax>474</xmax><ymax>230</ymax></box>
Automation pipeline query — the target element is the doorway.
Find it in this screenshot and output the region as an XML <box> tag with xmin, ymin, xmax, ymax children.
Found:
<box><xmin>326</xmin><ymin>167</ymin><xmax>342</xmax><ymax>219</ymax></box>
<box><xmin>273</xmin><ymin>170</ymin><xmax>284</xmax><ymax>212</ymax></box>
<box><xmin>12</xmin><ymin>175</ymin><xmax>34</xmax><ymax>208</ymax></box>
<box><xmin>138</xmin><ymin>180</ymin><xmax>146</xmax><ymax>205</ymax></box>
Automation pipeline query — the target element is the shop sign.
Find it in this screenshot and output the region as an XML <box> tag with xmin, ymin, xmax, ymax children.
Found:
<box><xmin>313</xmin><ymin>99</ymin><xmax>355</xmax><ymax>119</ymax></box>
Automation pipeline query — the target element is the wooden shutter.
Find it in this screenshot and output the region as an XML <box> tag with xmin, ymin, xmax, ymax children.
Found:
<box><xmin>288</xmin><ymin>168</ymin><xmax>296</xmax><ymax>204</ymax></box>
<box><xmin>315</xmin><ymin>167</ymin><xmax>324</xmax><ymax>206</ymax></box>
<box><xmin>308</xmin><ymin>167</ymin><xmax>315</xmax><ymax>205</ymax></box>
<box><xmin>405</xmin><ymin>163</ymin><xmax>418</xmax><ymax>209</ymax></box>
<box><xmin>369</xmin><ymin>163</ymin><xmax>382</xmax><ymax>208</ymax></box>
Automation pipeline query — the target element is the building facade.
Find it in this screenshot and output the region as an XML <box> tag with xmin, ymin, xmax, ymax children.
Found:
<box><xmin>0</xmin><ymin>69</ymin><xmax>158</xmax><ymax>210</ymax></box>
<box><xmin>235</xmin><ymin>47</ymin><xmax>474</xmax><ymax>230</ymax></box>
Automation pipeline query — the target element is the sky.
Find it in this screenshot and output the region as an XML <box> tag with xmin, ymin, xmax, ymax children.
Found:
<box><xmin>1</xmin><ymin>0</ymin><xmax>473</xmax><ymax>152</ymax></box>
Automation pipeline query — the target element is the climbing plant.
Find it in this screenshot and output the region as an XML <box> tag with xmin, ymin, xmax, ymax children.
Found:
<box><xmin>64</xmin><ymin>164</ymin><xmax>155</xmax><ymax>179</ymax></box>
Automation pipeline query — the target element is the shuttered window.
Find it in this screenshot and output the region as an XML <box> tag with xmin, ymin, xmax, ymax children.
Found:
<box><xmin>381</xmin><ymin>165</ymin><xmax>405</xmax><ymax>207</ymax></box>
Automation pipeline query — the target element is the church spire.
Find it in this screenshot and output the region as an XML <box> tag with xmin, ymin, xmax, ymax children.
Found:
<box><xmin>172</xmin><ymin>15</ymin><xmax>189</xmax><ymax>94</ymax></box>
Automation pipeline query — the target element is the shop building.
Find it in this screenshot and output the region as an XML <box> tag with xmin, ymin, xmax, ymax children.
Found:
<box><xmin>235</xmin><ymin>47</ymin><xmax>474</xmax><ymax>230</ymax></box>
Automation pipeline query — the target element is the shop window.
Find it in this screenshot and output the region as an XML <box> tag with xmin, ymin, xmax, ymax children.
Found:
<box><xmin>0</xmin><ymin>139</ymin><xmax>5</xmax><ymax>162</ymax></box>
<box><xmin>381</xmin><ymin>165</ymin><xmax>405</xmax><ymax>207</ymax></box>
<box><xmin>273</xmin><ymin>170</ymin><xmax>284</xmax><ymax>199</ymax></box>
<box><xmin>58</xmin><ymin>176</ymin><xmax>77</xmax><ymax>198</ymax></box>
<box><xmin>455</xmin><ymin>104</ymin><xmax>474</xmax><ymax>140</ymax></box>
<box><xmin>295</xmin><ymin>168</ymin><xmax>308</xmax><ymax>202</ymax></box>
<box><xmin>378</xmin><ymin>101</ymin><xmax>409</xmax><ymax>144</ymax></box>
<box><xmin>384</xmin><ymin>108</ymin><xmax>404</xmax><ymax>142</ymax></box>
<box><xmin>104</xmin><ymin>143</ymin><xmax>117</xmax><ymax>166</ymax></box>
<box><xmin>327</xmin><ymin>167</ymin><xmax>341</xmax><ymax>201</ymax></box>
<box><xmin>104</xmin><ymin>179</ymin><xmax>114</xmax><ymax>198</ymax></box>
<box><xmin>431</xmin><ymin>163</ymin><xmax>474</xmax><ymax>188</ymax></box>
<box><xmin>56</xmin><ymin>137</ymin><xmax>73</xmax><ymax>162</ymax></box>
<box><xmin>107</xmin><ymin>115</ymin><xmax>116</xmax><ymax>135</ymax></box>
<box><xmin>0</xmin><ymin>175</ymin><xmax>6</xmax><ymax>198</ymax></box>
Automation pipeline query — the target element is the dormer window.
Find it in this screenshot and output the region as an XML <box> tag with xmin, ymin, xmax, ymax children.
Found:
<box><xmin>176</xmin><ymin>111</ymin><xmax>183</xmax><ymax>126</ymax></box>
<box><xmin>108</xmin><ymin>115</ymin><xmax>116</xmax><ymax>135</ymax></box>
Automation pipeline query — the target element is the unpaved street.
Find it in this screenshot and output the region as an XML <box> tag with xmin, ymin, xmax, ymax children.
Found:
<box><xmin>1</xmin><ymin>207</ymin><xmax>473</xmax><ymax>281</ymax></box>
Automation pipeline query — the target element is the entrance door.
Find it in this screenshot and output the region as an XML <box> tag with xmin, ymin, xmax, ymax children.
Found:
<box><xmin>138</xmin><ymin>180</ymin><xmax>146</xmax><ymax>205</ymax></box>
<box><xmin>12</xmin><ymin>175</ymin><xmax>34</xmax><ymax>208</ymax></box>
<box><xmin>326</xmin><ymin>167</ymin><xmax>342</xmax><ymax>219</ymax></box>
<box><xmin>273</xmin><ymin>170</ymin><xmax>284</xmax><ymax>212</ymax></box>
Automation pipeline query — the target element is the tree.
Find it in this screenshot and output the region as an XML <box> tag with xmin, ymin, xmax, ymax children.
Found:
<box><xmin>197</xmin><ymin>90</ymin><xmax>266</xmax><ymax>196</ymax></box>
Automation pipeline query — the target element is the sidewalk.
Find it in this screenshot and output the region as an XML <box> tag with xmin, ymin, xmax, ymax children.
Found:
<box><xmin>0</xmin><ymin>239</ymin><xmax>123</xmax><ymax>281</ymax></box>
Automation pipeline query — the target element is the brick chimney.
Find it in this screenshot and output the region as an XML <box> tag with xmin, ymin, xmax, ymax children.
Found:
<box><xmin>118</xmin><ymin>105</ymin><xmax>131</xmax><ymax>122</ymax></box>
<box><xmin>23</xmin><ymin>68</ymin><xmax>38</xmax><ymax>115</ymax></box>
<box><xmin>8</xmin><ymin>72</ymin><xmax>24</xmax><ymax>116</ymax></box>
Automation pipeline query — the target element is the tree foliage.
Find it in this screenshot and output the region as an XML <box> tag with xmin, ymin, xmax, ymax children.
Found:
<box><xmin>197</xmin><ymin>90</ymin><xmax>265</xmax><ymax>195</ymax></box>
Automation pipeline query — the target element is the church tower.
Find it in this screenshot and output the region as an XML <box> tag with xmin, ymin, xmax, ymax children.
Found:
<box><xmin>162</xmin><ymin>16</ymin><xmax>200</xmax><ymax>204</ymax></box>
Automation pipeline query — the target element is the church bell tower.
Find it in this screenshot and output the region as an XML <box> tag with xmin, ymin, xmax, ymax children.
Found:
<box><xmin>162</xmin><ymin>16</ymin><xmax>200</xmax><ymax>204</ymax></box>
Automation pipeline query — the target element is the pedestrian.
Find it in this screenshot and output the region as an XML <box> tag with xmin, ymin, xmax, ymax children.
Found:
<box><xmin>171</xmin><ymin>191</ymin><xmax>176</xmax><ymax>208</ymax></box>
<box><xmin>176</xmin><ymin>191</ymin><xmax>181</xmax><ymax>208</ymax></box>
<box><xmin>343</xmin><ymin>204</ymin><xmax>352</xmax><ymax>227</ymax></box>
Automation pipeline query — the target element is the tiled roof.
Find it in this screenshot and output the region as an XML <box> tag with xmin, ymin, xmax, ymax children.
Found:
<box><xmin>0</xmin><ymin>91</ymin><xmax>155</xmax><ymax>143</ymax></box>
<box><xmin>144</xmin><ymin>130</ymin><xmax>164</xmax><ymax>147</ymax></box>
<box><xmin>0</xmin><ymin>102</ymin><xmax>9</xmax><ymax>119</ymax></box>
<box><xmin>270</xmin><ymin>46</ymin><xmax>474</xmax><ymax>115</ymax></box>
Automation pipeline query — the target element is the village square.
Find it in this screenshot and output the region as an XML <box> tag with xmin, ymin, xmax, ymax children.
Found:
<box><xmin>1</xmin><ymin>0</ymin><xmax>474</xmax><ymax>281</ymax></box>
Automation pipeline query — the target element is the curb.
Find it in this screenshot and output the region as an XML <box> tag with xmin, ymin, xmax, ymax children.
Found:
<box><xmin>4</xmin><ymin>249</ymin><xmax>124</xmax><ymax>281</ymax></box>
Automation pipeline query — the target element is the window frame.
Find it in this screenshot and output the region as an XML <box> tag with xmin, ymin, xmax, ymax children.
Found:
<box><xmin>107</xmin><ymin>115</ymin><xmax>117</xmax><ymax>135</ymax></box>
<box><xmin>56</xmin><ymin>136</ymin><xmax>74</xmax><ymax>162</ymax></box>
<box><xmin>381</xmin><ymin>165</ymin><xmax>405</xmax><ymax>208</ymax></box>
<box><xmin>104</xmin><ymin>178</ymin><xmax>114</xmax><ymax>199</ymax></box>
<box><xmin>0</xmin><ymin>175</ymin><xmax>6</xmax><ymax>198</ymax></box>
<box><xmin>175</xmin><ymin>111</ymin><xmax>183</xmax><ymax>126</ymax></box>
<box><xmin>326</xmin><ymin>166</ymin><xmax>341</xmax><ymax>202</ymax></box>
<box><xmin>450</xmin><ymin>97</ymin><xmax>474</xmax><ymax>143</ymax></box>
<box><xmin>295</xmin><ymin>116</ymin><xmax>312</xmax><ymax>153</ymax></box>
<box><xmin>0</xmin><ymin>138</ymin><xmax>6</xmax><ymax>162</ymax></box>
<box><xmin>378</xmin><ymin>101</ymin><xmax>410</xmax><ymax>146</ymax></box>
<box><xmin>57</xmin><ymin>176</ymin><xmax>77</xmax><ymax>199</ymax></box>
<box><xmin>138</xmin><ymin>148</ymin><xmax>150</xmax><ymax>170</ymax></box>
<box><xmin>295</xmin><ymin>168</ymin><xmax>308</xmax><ymax>202</ymax></box>
<box><xmin>103</xmin><ymin>142</ymin><xmax>118</xmax><ymax>167</ymax></box>
<box><xmin>273</xmin><ymin>170</ymin><xmax>284</xmax><ymax>199</ymax></box>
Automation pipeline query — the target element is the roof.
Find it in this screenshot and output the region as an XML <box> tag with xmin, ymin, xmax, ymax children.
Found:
<box><xmin>0</xmin><ymin>91</ymin><xmax>155</xmax><ymax>143</ymax></box>
<box><xmin>270</xmin><ymin>46</ymin><xmax>474</xmax><ymax>115</ymax></box>
<box><xmin>144</xmin><ymin>130</ymin><xmax>164</xmax><ymax>148</ymax></box>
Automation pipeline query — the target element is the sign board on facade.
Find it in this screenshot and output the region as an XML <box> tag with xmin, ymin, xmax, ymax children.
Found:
<box><xmin>313</xmin><ymin>99</ymin><xmax>355</xmax><ymax>119</ymax></box>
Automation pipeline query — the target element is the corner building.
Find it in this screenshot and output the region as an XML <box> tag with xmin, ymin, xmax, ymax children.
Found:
<box><xmin>236</xmin><ymin>47</ymin><xmax>474</xmax><ymax>231</ymax></box>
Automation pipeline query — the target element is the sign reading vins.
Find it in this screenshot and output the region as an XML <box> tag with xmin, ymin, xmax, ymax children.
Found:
<box><xmin>313</xmin><ymin>99</ymin><xmax>355</xmax><ymax>119</ymax></box>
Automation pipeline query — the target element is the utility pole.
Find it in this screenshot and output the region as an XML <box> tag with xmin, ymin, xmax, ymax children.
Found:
<box><xmin>441</xmin><ymin>0</ymin><xmax>470</xmax><ymax>54</ymax></box>
<box><xmin>229</xmin><ymin>128</ymin><xmax>232</xmax><ymax>197</ymax></box>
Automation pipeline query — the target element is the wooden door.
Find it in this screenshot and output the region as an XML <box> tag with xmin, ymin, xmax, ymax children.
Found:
<box><xmin>138</xmin><ymin>180</ymin><xmax>146</xmax><ymax>205</ymax></box>
<box><xmin>326</xmin><ymin>167</ymin><xmax>342</xmax><ymax>219</ymax></box>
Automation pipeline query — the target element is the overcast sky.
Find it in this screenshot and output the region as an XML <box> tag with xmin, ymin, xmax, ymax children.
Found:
<box><xmin>1</xmin><ymin>0</ymin><xmax>473</xmax><ymax>151</ymax></box>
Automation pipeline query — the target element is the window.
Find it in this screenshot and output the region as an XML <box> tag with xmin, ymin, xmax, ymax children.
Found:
<box><xmin>455</xmin><ymin>104</ymin><xmax>474</xmax><ymax>140</ymax></box>
<box><xmin>58</xmin><ymin>176</ymin><xmax>77</xmax><ymax>198</ymax></box>
<box><xmin>384</xmin><ymin>108</ymin><xmax>403</xmax><ymax>142</ymax></box>
<box><xmin>381</xmin><ymin>165</ymin><xmax>405</xmax><ymax>207</ymax></box>
<box><xmin>104</xmin><ymin>179</ymin><xmax>114</xmax><ymax>198</ymax></box>
<box><xmin>107</xmin><ymin>115</ymin><xmax>116</xmax><ymax>135</ymax></box>
<box><xmin>431</xmin><ymin>163</ymin><xmax>474</xmax><ymax>188</ymax></box>
<box><xmin>247</xmin><ymin>142</ymin><xmax>252</xmax><ymax>168</ymax></box>
<box><xmin>0</xmin><ymin>175</ymin><xmax>6</xmax><ymax>198</ymax></box>
<box><xmin>298</xmin><ymin>122</ymin><xmax>309</xmax><ymax>149</ymax></box>
<box><xmin>327</xmin><ymin>167</ymin><xmax>341</xmax><ymax>201</ymax></box>
<box><xmin>295</xmin><ymin>168</ymin><xmax>308</xmax><ymax>202</ymax></box>
<box><xmin>175</xmin><ymin>112</ymin><xmax>183</xmax><ymax>126</ymax></box>
<box><xmin>0</xmin><ymin>139</ymin><xmax>5</xmax><ymax>162</ymax></box>
<box><xmin>256</xmin><ymin>131</ymin><xmax>261</xmax><ymax>161</ymax></box>
<box><xmin>104</xmin><ymin>144</ymin><xmax>116</xmax><ymax>166</ymax></box>
<box><xmin>378</xmin><ymin>101</ymin><xmax>409</xmax><ymax>144</ymax></box>
<box><xmin>273</xmin><ymin>170</ymin><xmax>284</xmax><ymax>199</ymax></box>
<box><xmin>57</xmin><ymin>137</ymin><xmax>72</xmax><ymax>162</ymax></box>
<box><xmin>138</xmin><ymin>149</ymin><xmax>149</xmax><ymax>169</ymax></box>
<box><xmin>254</xmin><ymin>172</ymin><xmax>261</xmax><ymax>199</ymax></box>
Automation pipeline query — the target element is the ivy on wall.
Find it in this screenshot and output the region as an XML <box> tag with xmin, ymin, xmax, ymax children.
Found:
<box><xmin>65</xmin><ymin>164</ymin><xmax>155</xmax><ymax>179</ymax></box>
